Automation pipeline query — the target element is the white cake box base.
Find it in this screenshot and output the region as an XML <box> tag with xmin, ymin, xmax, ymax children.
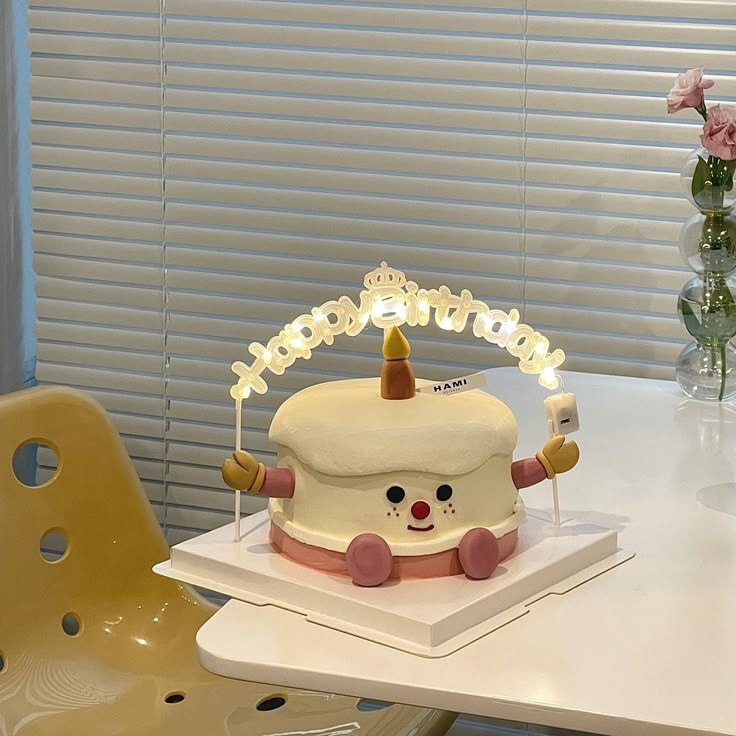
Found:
<box><xmin>155</xmin><ymin>509</ymin><xmax>632</xmax><ymax>657</ymax></box>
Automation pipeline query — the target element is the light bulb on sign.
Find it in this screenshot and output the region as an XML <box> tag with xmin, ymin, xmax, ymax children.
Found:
<box><xmin>229</xmin><ymin>384</ymin><xmax>251</xmax><ymax>401</ymax></box>
<box><xmin>539</xmin><ymin>366</ymin><xmax>560</xmax><ymax>390</ymax></box>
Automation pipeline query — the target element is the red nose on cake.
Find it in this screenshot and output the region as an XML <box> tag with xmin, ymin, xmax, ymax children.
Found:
<box><xmin>411</xmin><ymin>501</ymin><xmax>431</xmax><ymax>520</ymax></box>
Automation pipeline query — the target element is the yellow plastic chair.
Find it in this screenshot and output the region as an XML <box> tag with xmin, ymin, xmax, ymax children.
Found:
<box><xmin>0</xmin><ymin>385</ymin><xmax>456</xmax><ymax>736</ymax></box>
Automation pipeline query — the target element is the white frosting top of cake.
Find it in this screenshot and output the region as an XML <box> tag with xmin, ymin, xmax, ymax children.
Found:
<box><xmin>269</xmin><ymin>377</ymin><xmax>517</xmax><ymax>477</ymax></box>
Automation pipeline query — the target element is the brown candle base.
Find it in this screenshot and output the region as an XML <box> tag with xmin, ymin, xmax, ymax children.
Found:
<box><xmin>381</xmin><ymin>359</ymin><xmax>416</xmax><ymax>400</ymax></box>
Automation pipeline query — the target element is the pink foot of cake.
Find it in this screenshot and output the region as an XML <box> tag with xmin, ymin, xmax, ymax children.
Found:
<box><xmin>346</xmin><ymin>533</ymin><xmax>393</xmax><ymax>587</ymax></box>
<box><xmin>458</xmin><ymin>528</ymin><xmax>500</xmax><ymax>580</ymax></box>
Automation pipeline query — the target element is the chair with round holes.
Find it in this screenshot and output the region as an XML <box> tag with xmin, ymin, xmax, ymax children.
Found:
<box><xmin>0</xmin><ymin>385</ymin><xmax>457</xmax><ymax>736</ymax></box>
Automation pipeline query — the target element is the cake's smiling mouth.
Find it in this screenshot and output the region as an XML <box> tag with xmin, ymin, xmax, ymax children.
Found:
<box><xmin>407</xmin><ymin>524</ymin><xmax>434</xmax><ymax>532</ymax></box>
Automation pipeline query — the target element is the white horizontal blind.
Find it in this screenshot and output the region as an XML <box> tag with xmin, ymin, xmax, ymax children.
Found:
<box><xmin>28</xmin><ymin>0</ymin><xmax>166</xmax><ymax>519</ymax></box>
<box><xmin>523</xmin><ymin>0</ymin><xmax>736</xmax><ymax>379</ymax></box>
<box><xmin>29</xmin><ymin>1</ymin><xmax>736</xmax><ymax>541</ymax></box>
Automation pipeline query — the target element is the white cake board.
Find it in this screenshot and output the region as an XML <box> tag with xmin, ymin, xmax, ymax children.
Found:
<box><xmin>156</xmin><ymin>509</ymin><xmax>632</xmax><ymax>657</ymax></box>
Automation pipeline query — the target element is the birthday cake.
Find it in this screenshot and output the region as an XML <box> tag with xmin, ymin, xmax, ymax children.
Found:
<box><xmin>222</xmin><ymin>324</ymin><xmax>579</xmax><ymax>587</ymax></box>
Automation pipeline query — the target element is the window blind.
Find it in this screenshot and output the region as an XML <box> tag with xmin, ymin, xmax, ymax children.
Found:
<box><xmin>29</xmin><ymin>0</ymin><xmax>735</xmax><ymax>541</ymax></box>
<box><xmin>29</xmin><ymin>0</ymin><xmax>526</xmax><ymax>541</ymax></box>
<box><xmin>523</xmin><ymin>0</ymin><xmax>736</xmax><ymax>380</ymax></box>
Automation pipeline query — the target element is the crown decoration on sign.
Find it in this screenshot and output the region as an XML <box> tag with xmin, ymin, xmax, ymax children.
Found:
<box><xmin>364</xmin><ymin>261</ymin><xmax>407</xmax><ymax>290</ymax></box>
<box><xmin>230</xmin><ymin>262</ymin><xmax>565</xmax><ymax>401</ymax></box>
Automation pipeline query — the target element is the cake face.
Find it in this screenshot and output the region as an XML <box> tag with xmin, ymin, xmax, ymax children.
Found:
<box><xmin>268</xmin><ymin>377</ymin><xmax>524</xmax><ymax>556</ymax></box>
<box><xmin>270</xmin><ymin>451</ymin><xmax>524</xmax><ymax>556</ymax></box>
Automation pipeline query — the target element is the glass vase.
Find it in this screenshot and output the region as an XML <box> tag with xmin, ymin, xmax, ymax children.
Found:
<box><xmin>676</xmin><ymin>147</ymin><xmax>736</xmax><ymax>401</ymax></box>
<box><xmin>676</xmin><ymin>342</ymin><xmax>736</xmax><ymax>401</ymax></box>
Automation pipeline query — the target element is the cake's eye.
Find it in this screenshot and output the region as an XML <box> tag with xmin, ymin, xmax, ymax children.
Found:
<box><xmin>436</xmin><ymin>484</ymin><xmax>453</xmax><ymax>502</ymax></box>
<box><xmin>386</xmin><ymin>486</ymin><xmax>406</xmax><ymax>504</ymax></box>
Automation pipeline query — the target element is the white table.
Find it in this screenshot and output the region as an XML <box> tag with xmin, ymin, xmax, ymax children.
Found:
<box><xmin>195</xmin><ymin>369</ymin><xmax>736</xmax><ymax>736</ymax></box>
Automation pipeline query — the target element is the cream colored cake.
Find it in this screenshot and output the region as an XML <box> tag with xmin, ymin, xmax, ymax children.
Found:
<box><xmin>268</xmin><ymin>377</ymin><xmax>525</xmax><ymax>557</ymax></box>
<box><xmin>222</xmin><ymin>326</ymin><xmax>579</xmax><ymax>586</ymax></box>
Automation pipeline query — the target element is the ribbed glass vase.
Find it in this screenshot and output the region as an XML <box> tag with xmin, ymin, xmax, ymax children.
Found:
<box><xmin>676</xmin><ymin>147</ymin><xmax>736</xmax><ymax>401</ymax></box>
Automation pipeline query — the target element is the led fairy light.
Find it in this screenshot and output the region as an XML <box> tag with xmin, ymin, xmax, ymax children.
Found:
<box><xmin>230</xmin><ymin>262</ymin><xmax>566</xmax><ymax>401</ymax></box>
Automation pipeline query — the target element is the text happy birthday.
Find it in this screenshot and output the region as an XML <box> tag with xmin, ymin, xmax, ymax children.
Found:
<box><xmin>231</xmin><ymin>263</ymin><xmax>565</xmax><ymax>399</ymax></box>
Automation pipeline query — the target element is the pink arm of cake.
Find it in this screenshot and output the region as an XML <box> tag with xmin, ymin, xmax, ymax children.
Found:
<box><xmin>259</xmin><ymin>467</ymin><xmax>295</xmax><ymax>498</ymax></box>
<box><xmin>511</xmin><ymin>435</ymin><xmax>581</xmax><ymax>489</ymax></box>
<box><xmin>511</xmin><ymin>458</ymin><xmax>547</xmax><ymax>489</ymax></box>
<box><xmin>221</xmin><ymin>450</ymin><xmax>295</xmax><ymax>498</ymax></box>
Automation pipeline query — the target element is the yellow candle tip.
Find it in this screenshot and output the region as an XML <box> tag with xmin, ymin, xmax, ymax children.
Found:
<box><xmin>383</xmin><ymin>325</ymin><xmax>411</xmax><ymax>360</ymax></box>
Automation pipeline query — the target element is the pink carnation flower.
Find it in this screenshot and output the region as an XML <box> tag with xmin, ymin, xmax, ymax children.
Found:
<box><xmin>700</xmin><ymin>105</ymin><xmax>736</xmax><ymax>161</ymax></box>
<box><xmin>667</xmin><ymin>67</ymin><xmax>714</xmax><ymax>114</ymax></box>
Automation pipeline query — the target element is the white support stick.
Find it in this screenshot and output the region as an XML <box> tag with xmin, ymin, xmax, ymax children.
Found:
<box><xmin>234</xmin><ymin>492</ymin><xmax>242</xmax><ymax>542</ymax></box>
<box><xmin>547</xmin><ymin>418</ymin><xmax>561</xmax><ymax>527</ymax></box>
<box><xmin>234</xmin><ymin>398</ymin><xmax>243</xmax><ymax>542</ymax></box>
<box><xmin>552</xmin><ymin>474</ymin><xmax>561</xmax><ymax>526</ymax></box>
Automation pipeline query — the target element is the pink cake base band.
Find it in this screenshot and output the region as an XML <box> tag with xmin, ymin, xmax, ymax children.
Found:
<box><xmin>269</xmin><ymin>523</ymin><xmax>518</xmax><ymax>580</ymax></box>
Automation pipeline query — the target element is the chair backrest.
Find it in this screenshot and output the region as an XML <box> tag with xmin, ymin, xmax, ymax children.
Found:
<box><xmin>0</xmin><ymin>386</ymin><xmax>457</xmax><ymax>736</ymax></box>
<box><xmin>0</xmin><ymin>385</ymin><xmax>211</xmax><ymax>671</ymax></box>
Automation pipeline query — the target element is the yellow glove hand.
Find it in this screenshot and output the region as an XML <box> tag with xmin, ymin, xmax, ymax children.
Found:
<box><xmin>221</xmin><ymin>450</ymin><xmax>266</xmax><ymax>493</ymax></box>
<box><xmin>536</xmin><ymin>435</ymin><xmax>580</xmax><ymax>479</ymax></box>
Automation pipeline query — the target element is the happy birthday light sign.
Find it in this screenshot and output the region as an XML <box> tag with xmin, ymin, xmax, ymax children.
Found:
<box><xmin>230</xmin><ymin>262</ymin><xmax>565</xmax><ymax>401</ymax></box>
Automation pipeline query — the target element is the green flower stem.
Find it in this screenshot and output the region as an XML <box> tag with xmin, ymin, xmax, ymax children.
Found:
<box><xmin>719</xmin><ymin>342</ymin><xmax>728</xmax><ymax>401</ymax></box>
<box><xmin>712</xmin><ymin>157</ymin><xmax>726</xmax><ymax>211</ymax></box>
<box><xmin>700</xmin><ymin>271</ymin><xmax>736</xmax><ymax>401</ymax></box>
